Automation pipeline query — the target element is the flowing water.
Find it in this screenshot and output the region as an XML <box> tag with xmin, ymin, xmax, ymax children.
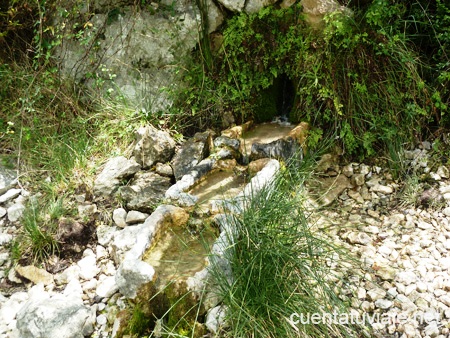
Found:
<box><xmin>241</xmin><ymin>122</ymin><xmax>294</xmax><ymax>155</ymax></box>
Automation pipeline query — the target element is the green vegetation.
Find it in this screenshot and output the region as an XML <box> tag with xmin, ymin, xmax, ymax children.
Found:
<box><xmin>12</xmin><ymin>197</ymin><xmax>67</xmax><ymax>263</ymax></box>
<box><xmin>1</xmin><ymin>0</ymin><xmax>450</xmax><ymax>336</ymax></box>
<box><xmin>176</xmin><ymin>1</ymin><xmax>450</xmax><ymax>157</ymax></box>
<box><xmin>209</xmin><ymin>154</ymin><xmax>367</xmax><ymax>337</ymax></box>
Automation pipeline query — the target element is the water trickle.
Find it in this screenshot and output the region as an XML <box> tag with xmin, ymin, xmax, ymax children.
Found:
<box><xmin>241</xmin><ymin>122</ymin><xmax>295</xmax><ymax>156</ymax></box>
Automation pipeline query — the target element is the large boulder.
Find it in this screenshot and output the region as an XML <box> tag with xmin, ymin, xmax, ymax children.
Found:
<box><xmin>93</xmin><ymin>156</ymin><xmax>141</xmax><ymax>197</ymax></box>
<box><xmin>133</xmin><ymin>125</ymin><xmax>176</xmax><ymax>169</ymax></box>
<box><xmin>16</xmin><ymin>294</ymin><xmax>95</xmax><ymax>338</ymax></box>
<box><xmin>57</xmin><ymin>6</ymin><xmax>199</xmax><ymax>112</ymax></box>
<box><xmin>171</xmin><ymin>131</ymin><xmax>212</xmax><ymax>181</ymax></box>
<box><xmin>118</xmin><ymin>171</ymin><xmax>172</xmax><ymax>213</ymax></box>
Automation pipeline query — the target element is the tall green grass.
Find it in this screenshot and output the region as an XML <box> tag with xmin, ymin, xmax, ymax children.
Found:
<box><xmin>209</xmin><ymin>155</ymin><xmax>369</xmax><ymax>337</ymax></box>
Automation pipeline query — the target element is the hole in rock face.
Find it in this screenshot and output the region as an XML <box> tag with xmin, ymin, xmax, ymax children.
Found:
<box><xmin>276</xmin><ymin>73</ymin><xmax>295</xmax><ymax>122</ymax></box>
<box><xmin>254</xmin><ymin>73</ymin><xmax>296</xmax><ymax>123</ymax></box>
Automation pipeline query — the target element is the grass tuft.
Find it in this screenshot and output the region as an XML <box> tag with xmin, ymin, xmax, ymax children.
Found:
<box><xmin>209</xmin><ymin>153</ymin><xmax>368</xmax><ymax>337</ymax></box>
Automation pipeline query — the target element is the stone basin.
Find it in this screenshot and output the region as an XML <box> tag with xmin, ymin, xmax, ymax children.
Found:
<box><xmin>241</xmin><ymin>122</ymin><xmax>295</xmax><ymax>156</ymax></box>
<box><xmin>188</xmin><ymin>169</ymin><xmax>247</xmax><ymax>205</ymax></box>
<box><xmin>143</xmin><ymin>226</ymin><xmax>215</xmax><ymax>285</ymax></box>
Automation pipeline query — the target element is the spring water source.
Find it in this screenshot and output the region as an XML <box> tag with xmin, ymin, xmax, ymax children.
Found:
<box><xmin>144</xmin><ymin>122</ymin><xmax>294</xmax><ymax>285</ymax></box>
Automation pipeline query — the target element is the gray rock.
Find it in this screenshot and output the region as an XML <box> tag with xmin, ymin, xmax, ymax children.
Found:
<box><xmin>77</xmin><ymin>203</ymin><xmax>97</xmax><ymax>219</ymax></box>
<box><xmin>115</xmin><ymin>259</ymin><xmax>155</xmax><ymax>299</ymax></box>
<box><xmin>205</xmin><ymin>305</ymin><xmax>228</xmax><ymax>333</ymax></box>
<box><xmin>0</xmin><ymin>188</ymin><xmax>21</xmax><ymax>204</ymax></box>
<box><xmin>0</xmin><ymin>206</ymin><xmax>6</xmax><ymax>218</ymax></box>
<box><xmin>250</xmin><ymin>137</ymin><xmax>299</xmax><ymax>162</ymax></box>
<box><xmin>216</xmin><ymin>0</ymin><xmax>245</xmax><ymax>12</ymax></box>
<box><xmin>155</xmin><ymin>162</ymin><xmax>174</xmax><ymax>177</ymax></box>
<box><xmin>133</xmin><ymin>125</ymin><xmax>176</xmax><ymax>169</ymax></box>
<box><xmin>0</xmin><ymin>233</ymin><xmax>12</xmax><ymax>246</ymax></box>
<box><xmin>16</xmin><ymin>295</ymin><xmax>95</xmax><ymax>338</ymax></box>
<box><xmin>7</xmin><ymin>203</ymin><xmax>25</xmax><ymax>222</ymax></box>
<box><xmin>214</xmin><ymin>136</ymin><xmax>240</xmax><ymax>152</ymax></box>
<box><xmin>93</xmin><ymin>156</ymin><xmax>141</xmax><ymax>196</ymax></box>
<box><xmin>245</xmin><ymin>0</ymin><xmax>278</xmax><ymax>13</ymax></box>
<box><xmin>347</xmin><ymin>231</ymin><xmax>371</xmax><ymax>245</ymax></box>
<box><xmin>172</xmin><ymin>131</ymin><xmax>212</xmax><ymax>181</ymax></box>
<box><xmin>371</xmin><ymin>184</ymin><xmax>393</xmax><ymax>194</ymax></box>
<box><xmin>119</xmin><ymin>172</ymin><xmax>171</xmax><ymax>213</ymax></box>
<box><xmin>206</xmin><ymin>0</ymin><xmax>225</xmax><ymax>33</ymax></box>
<box><xmin>437</xmin><ymin>166</ymin><xmax>449</xmax><ymax>179</ymax></box>
<box><xmin>351</xmin><ymin>173</ymin><xmax>365</xmax><ymax>186</ymax></box>
<box><xmin>165</xmin><ymin>158</ymin><xmax>215</xmax><ymax>200</ymax></box>
<box><xmin>77</xmin><ymin>254</ymin><xmax>99</xmax><ymax>280</ymax></box>
<box><xmin>396</xmin><ymin>271</ymin><xmax>418</xmax><ymax>285</ymax></box>
<box><xmin>367</xmin><ymin>287</ymin><xmax>386</xmax><ymax>301</ymax></box>
<box><xmin>112</xmin><ymin>208</ymin><xmax>127</xmax><ymax>228</ymax></box>
<box><xmin>374</xmin><ymin>299</ymin><xmax>392</xmax><ymax>309</ymax></box>
<box><xmin>96</xmin><ymin>276</ymin><xmax>118</xmax><ymax>298</ymax></box>
<box><xmin>125</xmin><ymin>210</ymin><xmax>148</xmax><ymax>224</ymax></box>
<box><xmin>0</xmin><ymin>167</ymin><xmax>17</xmax><ymax>195</ymax></box>
<box><xmin>96</xmin><ymin>225</ymin><xmax>118</xmax><ymax>247</ymax></box>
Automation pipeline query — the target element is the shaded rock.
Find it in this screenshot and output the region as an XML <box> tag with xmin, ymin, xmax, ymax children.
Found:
<box><xmin>0</xmin><ymin>166</ymin><xmax>17</xmax><ymax>195</ymax></box>
<box><xmin>248</xmin><ymin>158</ymin><xmax>270</xmax><ymax>176</ymax></box>
<box><xmin>244</xmin><ymin>0</ymin><xmax>277</xmax><ymax>13</ymax></box>
<box><xmin>93</xmin><ymin>156</ymin><xmax>141</xmax><ymax>196</ymax></box>
<box><xmin>0</xmin><ymin>232</ymin><xmax>13</xmax><ymax>246</ymax></box>
<box><xmin>352</xmin><ymin>173</ymin><xmax>365</xmax><ymax>186</ymax></box>
<box><xmin>96</xmin><ymin>224</ymin><xmax>117</xmax><ymax>247</ymax></box>
<box><xmin>419</xmin><ymin>188</ymin><xmax>441</xmax><ymax>207</ymax></box>
<box><xmin>317</xmin><ymin>174</ymin><xmax>352</xmax><ymax>206</ymax></box>
<box><xmin>206</xmin><ymin>305</ymin><xmax>228</xmax><ymax>334</ymax></box>
<box><xmin>155</xmin><ymin>162</ymin><xmax>174</xmax><ymax>177</ymax></box>
<box><xmin>214</xmin><ymin>136</ymin><xmax>240</xmax><ymax>153</ymax></box>
<box><xmin>347</xmin><ymin>232</ymin><xmax>372</xmax><ymax>245</ymax></box>
<box><xmin>125</xmin><ymin>210</ymin><xmax>148</xmax><ymax>224</ymax></box>
<box><xmin>165</xmin><ymin>158</ymin><xmax>215</xmax><ymax>201</ymax></box>
<box><xmin>77</xmin><ymin>203</ymin><xmax>97</xmax><ymax>219</ymax></box>
<box><xmin>133</xmin><ymin>125</ymin><xmax>176</xmax><ymax>169</ymax></box>
<box><xmin>115</xmin><ymin>259</ymin><xmax>155</xmax><ymax>299</ymax></box>
<box><xmin>216</xmin><ymin>0</ymin><xmax>245</xmax><ymax>12</ymax></box>
<box><xmin>206</xmin><ymin>0</ymin><xmax>225</xmax><ymax>33</ymax></box>
<box><xmin>112</xmin><ymin>208</ymin><xmax>127</xmax><ymax>228</ymax></box>
<box><xmin>58</xmin><ymin>218</ymin><xmax>85</xmax><ymax>242</ymax></box>
<box><xmin>119</xmin><ymin>172</ymin><xmax>171</xmax><ymax>213</ymax></box>
<box><xmin>172</xmin><ymin>131</ymin><xmax>212</xmax><ymax>181</ymax></box>
<box><xmin>250</xmin><ymin>137</ymin><xmax>298</xmax><ymax>162</ymax></box>
<box><xmin>316</xmin><ymin>153</ymin><xmax>339</xmax><ymax>175</ymax></box>
<box><xmin>7</xmin><ymin>203</ymin><xmax>25</xmax><ymax>222</ymax></box>
<box><xmin>16</xmin><ymin>294</ymin><xmax>95</xmax><ymax>338</ymax></box>
<box><xmin>0</xmin><ymin>188</ymin><xmax>21</xmax><ymax>204</ymax></box>
<box><xmin>15</xmin><ymin>265</ymin><xmax>54</xmax><ymax>286</ymax></box>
